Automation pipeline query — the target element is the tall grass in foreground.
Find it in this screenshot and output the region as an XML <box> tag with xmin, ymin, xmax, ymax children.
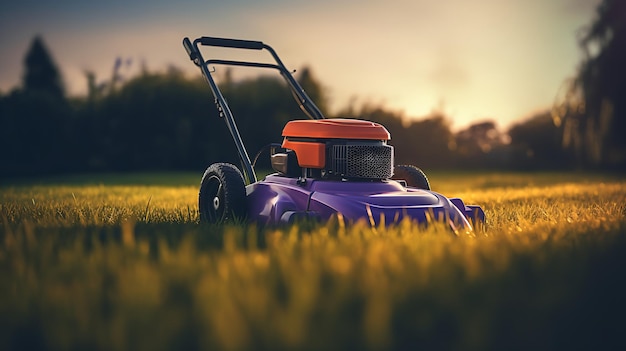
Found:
<box><xmin>1</xmin><ymin>173</ymin><xmax>625</xmax><ymax>350</ymax></box>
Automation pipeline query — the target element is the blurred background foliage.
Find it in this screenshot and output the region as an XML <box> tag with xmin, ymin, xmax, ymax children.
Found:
<box><xmin>1</xmin><ymin>0</ymin><xmax>624</xmax><ymax>178</ymax></box>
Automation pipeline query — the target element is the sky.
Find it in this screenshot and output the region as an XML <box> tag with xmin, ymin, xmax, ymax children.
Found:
<box><xmin>0</xmin><ymin>0</ymin><xmax>599</xmax><ymax>131</ymax></box>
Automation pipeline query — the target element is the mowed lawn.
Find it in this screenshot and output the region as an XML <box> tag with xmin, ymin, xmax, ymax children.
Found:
<box><xmin>1</xmin><ymin>171</ymin><xmax>625</xmax><ymax>351</ymax></box>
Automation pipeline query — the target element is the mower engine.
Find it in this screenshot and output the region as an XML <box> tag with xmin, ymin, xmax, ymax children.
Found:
<box><xmin>272</xmin><ymin>119</ymin><xmax>394</xmax><ymax>180</ymax></box>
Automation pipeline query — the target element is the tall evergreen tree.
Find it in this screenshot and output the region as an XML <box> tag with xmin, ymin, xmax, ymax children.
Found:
<box><xmin>1</xmin><ymin>35</ymin><xmax>73</xmax><ymax>176</ymax></box>
<box><xmin>23</xmin><ymin>35</ymin><xmax>65</xmax><ymax>98</ymax></box>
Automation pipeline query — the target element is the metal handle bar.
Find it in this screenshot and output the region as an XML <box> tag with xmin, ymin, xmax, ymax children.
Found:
<box><xmin>182</xmin><ymin>35</ymin><xmax>325</xmax><ymax>184</ymax></box>
<box><xmin>199</xmin><ymin>36</ymin><xmax>264</xmax><ymax>50</ymax></box>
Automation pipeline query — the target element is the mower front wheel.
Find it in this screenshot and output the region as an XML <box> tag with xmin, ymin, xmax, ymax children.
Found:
<box><xmin>393</xmin><ymin>164</ymin><xmax>431</xmax><ymax>190</ymax></box>
<box><xmin>199</xmin><ymin>163</ymin><xmax>247</xmax><ymax>223</ymax></box>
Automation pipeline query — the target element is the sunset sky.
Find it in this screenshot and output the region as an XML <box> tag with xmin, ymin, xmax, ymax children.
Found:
<box><xmin>0</xmin><ymin>0</ymin><xmax>598</xmax><ymax>130</ymax></box>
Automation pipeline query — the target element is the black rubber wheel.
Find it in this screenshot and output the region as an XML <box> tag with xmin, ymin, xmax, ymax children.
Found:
<box><xmin>393</xmin><ymin>164</ymin><xmax>431</xmax><ymax>190</ymax></box>
<box><xmin>199</xmin><ymin>163</ymin><xmax>247</xmax><ymax>223</ymax></box>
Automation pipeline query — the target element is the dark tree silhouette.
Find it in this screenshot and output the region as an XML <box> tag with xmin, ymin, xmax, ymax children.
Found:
<box><xmin>403</xmin><ymin>113</ymin><xmax>455</xmax><ymax>168</ymax></box>
<box><xmin>558</xmin><ymin>0</ymin><xmax>626</xmax><ymax>169</ymax></box>
<box><xmin>297</xmin><ymin>66</ymin><xmax>329</xmax><ymax>116</ymax></box>
<box><xmin>23</xmin><ymin>36</ymin><xmax>65</xmax><ymax>98</ymax></box>
<box><xmin>509</xmin><ymin>111</ymin><xmax>573</xmax><ymax>170</ymax></box>
<box><xmin>0</xmin><ymin>36</ymin><xmax>74</xmax><ymax>177</ymax></box>
<box><xmin>454</xmin><ymin>121</ymin><xmax>509</xmax><ymax>169</ymax></box>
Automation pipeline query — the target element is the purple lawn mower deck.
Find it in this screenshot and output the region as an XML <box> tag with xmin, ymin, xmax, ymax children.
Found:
<box><xmin>247</xmin><ymin>175</ymin><xmax>485</xmax><ymax>232</ymax></box>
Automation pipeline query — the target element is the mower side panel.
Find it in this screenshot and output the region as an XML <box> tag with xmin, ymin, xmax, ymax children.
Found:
<box><xmin>245</xmin><ymin>177</ymin><xmax>312</xmax><ymax>225</ymax></box>
<box><xmin>449</xmin><ymin>198</ymin><xmax>486</xmax><ymax>224</ymax></box>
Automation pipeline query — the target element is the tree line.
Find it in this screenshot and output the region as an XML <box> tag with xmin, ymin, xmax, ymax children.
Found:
<box><xmin>1</xmin><ymin>1</ymin><xmax>624</xmax><ymax>178</ymax></box>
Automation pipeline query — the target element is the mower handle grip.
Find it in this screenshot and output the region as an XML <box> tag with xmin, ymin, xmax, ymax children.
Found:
<box><xmin>199</xmin><ymin>36</ymin><xmax>264</xmax><ymax>50</ymax></box>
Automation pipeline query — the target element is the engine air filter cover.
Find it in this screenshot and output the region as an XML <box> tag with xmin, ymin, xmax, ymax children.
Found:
<box><xmin>328</xmin><ymin>142</ymin><xmax>394</xmax><ymax>179</ymax></box>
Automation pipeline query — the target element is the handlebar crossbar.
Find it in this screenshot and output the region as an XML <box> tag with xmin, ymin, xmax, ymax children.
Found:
<box><xmin>199</xmin><ymin>36</ymin><xmax>264</xmax><ymax>50</ymax></box>
<box><xmin>205</xmin><ymin>59</ymin><xmax>282</xmax><ymax>71</ymax></box>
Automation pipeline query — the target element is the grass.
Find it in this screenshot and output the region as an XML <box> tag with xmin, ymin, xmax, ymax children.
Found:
<box><xmin>1</xmin><ymin>171</ymin><xmax>625</xmax><ymax>351</ymax></box>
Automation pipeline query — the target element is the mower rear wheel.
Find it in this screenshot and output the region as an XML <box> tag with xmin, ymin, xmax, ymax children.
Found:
<box><xmin>393</xmin><ymin>164</ymin><xmax>431</xmax><ymax>190</ymax></box>
<box><xmin>199</xmin><ymin>163</ymin><xmax>247</xmax><ymax>223</ymax></box>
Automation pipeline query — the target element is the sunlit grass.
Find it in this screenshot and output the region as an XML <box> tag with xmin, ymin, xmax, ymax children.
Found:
<box><xmin>1</xmin><ymin>172</ymin><xmax>625</xmax><ymax>350</ymax></box>
<box><xmin>0</xmin><ymin>184</ymin><xmax>199</xmax><ymax>226</ymax></box>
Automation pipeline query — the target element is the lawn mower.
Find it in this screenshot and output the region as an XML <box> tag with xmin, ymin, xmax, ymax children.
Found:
<box><xmin>182</xmin><ymin>36</ymin><xmax>485</xmax><ymax>232</ymax></box>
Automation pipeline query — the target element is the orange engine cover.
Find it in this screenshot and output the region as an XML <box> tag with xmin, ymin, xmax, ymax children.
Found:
<box><xmin>281</xmin><ymin>118</ymin><xmax>391</xmax><ymax>168</ymax></box>
<box><xmin>282</xmin><ymin>118</ymin><xmax>391</xmax><ymax>140</ymax></box>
